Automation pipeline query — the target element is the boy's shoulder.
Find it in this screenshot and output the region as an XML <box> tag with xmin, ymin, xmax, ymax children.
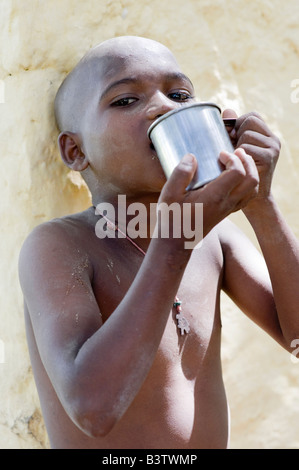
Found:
<box><xmin>25</xmin><ymin>207</ymin><xmax>95</xmax><ymax>241</ymax></box>
<box><xmin>19</xmin><ymin>207</ymin><xmax>99</xmax><ymax>269</ymax></box>
<box><xmin>18</xmin><ymin>208</ymin><xmax>107</xmax><ymax>304</ymax></box>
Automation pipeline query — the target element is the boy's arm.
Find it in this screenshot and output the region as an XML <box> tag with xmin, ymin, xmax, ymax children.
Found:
<box><xmin>220</xmin><ymin>215</ymin><xmax>299</xmax><ymax>350</ymax></box>
<box><xmin>18</xmin><ymin>220</ymin><xmax>191</xmax><ymax>438</ymax></box>
<box><xmin>18</xmin><ymin>149</ymin><xmax>258</xmax><ymax>439</ymax></box>
<box><xmin>244</xmin><ymin>195</ymin><xmax>299</xmax><ymax>349</ymax></box>
<box><xmin>222</xmin><ymin>110</ymin><xmax>299</xmax><ymax>350</ymax></box>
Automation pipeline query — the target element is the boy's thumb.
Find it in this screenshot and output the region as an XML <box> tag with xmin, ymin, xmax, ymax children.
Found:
<box><xmin>180</xmin><ymin>153</ymin><xmax>197</xmax><ymax>166</ymax></box>
<box><xmin>165</xmin><ymin>153</ymin><xmax>197</xmax><ymax>196</ymax></box>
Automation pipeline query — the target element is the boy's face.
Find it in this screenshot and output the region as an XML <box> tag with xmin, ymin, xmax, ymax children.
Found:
<box><xmin>78</xmin><ymin>37</ymin><xmax>196</xmax><ymax>200</ymax></box>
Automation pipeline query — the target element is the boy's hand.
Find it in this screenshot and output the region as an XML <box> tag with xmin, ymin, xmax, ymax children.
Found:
<box><xmin>158</xmin><ymin>148</ymin><xmax>259</xmax><ymax>245</ymax></box>
<box><xmin>223</xmin><ymin>109</ymin><xmax>281</xmax><ymax>200</ymax></box>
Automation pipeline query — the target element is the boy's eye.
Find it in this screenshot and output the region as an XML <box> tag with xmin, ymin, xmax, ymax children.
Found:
<box><xmin>169</xmin><ymin>92</ymin><xmax>193</xmax><ymax>102</ymax></box>
<box><xmin>111</xmin><ymin>97</ymin><xmax>138</xmax><ymax>107</ymax></box>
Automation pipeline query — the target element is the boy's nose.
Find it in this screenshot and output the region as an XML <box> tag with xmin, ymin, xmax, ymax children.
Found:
<box><xmin>146</xmin><ymin>92</ymin><xmax>178</xmax><ymax>121</ymax></box>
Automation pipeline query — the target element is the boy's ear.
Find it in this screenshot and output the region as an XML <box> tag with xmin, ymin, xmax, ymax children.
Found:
<box><xmin>58</xmin><ymin>132</ymin><xmax>89</xmax><ymax>171</ymax></box>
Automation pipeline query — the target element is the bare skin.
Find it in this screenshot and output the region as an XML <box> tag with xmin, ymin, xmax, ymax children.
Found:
<box><xmin>19</xmin><ymin>37</ymin><xmax>299</xmax><ymax>449</ymax></box>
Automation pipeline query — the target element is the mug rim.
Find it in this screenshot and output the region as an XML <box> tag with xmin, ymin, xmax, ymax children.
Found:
<box><xmin>147</xmin><ymin>101</ymin><xmax>221</xmax><ymax>138</ymax></box>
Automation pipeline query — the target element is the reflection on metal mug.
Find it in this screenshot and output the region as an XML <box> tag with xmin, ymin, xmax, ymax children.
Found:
<box><xmin>148</xmin><ymin>102</ymin><xmax>235</xmax><ymax>190</ymax></box>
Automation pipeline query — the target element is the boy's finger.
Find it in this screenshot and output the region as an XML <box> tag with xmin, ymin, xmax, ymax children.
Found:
<box><xmin>203</xmin><ymin>150</ymin><xmax>256</xmax><ymax>203</ymax></box>
<box><xmin>234</xmin><ymin>148</ymin><xmax>259</xmax><ymax>178</ymax></box>
<box><xmin>160</xmin><ymin>153</ymin><xmax>197</xmax><ymax>202</ymax></box>
<box><xmin>219</xmin><ymin>150</ymin><xmax>246</xmax><ymax>179</ymax></box>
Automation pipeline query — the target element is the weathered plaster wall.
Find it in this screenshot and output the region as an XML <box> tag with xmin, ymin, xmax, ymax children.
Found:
<box><xmin>1</xmin><ymin>0</ymin><xmax>299</xmax><ymax>449</ymax></box>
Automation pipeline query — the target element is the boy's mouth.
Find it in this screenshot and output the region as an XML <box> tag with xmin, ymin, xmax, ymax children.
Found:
<box><xmin>149</xmin><ymin>141</ymin><xmax>159</xmax><ymax>161</ymax></box>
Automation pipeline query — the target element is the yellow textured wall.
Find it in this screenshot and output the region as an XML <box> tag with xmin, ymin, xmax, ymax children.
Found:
<box><xmin>1</xmin><ymin>0</ymin><xmax>299</xmax><ymax>449</ymax></box>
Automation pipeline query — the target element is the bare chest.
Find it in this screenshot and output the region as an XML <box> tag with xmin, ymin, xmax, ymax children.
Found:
<box><xmin>92</xmin><ymin>232</ymin><xmax>224</xmax><ymax>364</ymax></box>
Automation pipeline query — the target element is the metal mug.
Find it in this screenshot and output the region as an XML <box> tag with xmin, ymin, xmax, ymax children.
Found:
<box><xmin>147</xmin><ymin>102</ymin><xmax>235</xmax><ymax>190</ymax></box>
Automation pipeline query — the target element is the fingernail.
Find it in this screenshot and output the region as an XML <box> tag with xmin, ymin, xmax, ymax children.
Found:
<box><xmin>230</xmin><ymin>129</ymin><xmax>236</xmax><ymax>139</ymax></box>
<box><xmin>221</xmin><ymin>150</ymin><xmax>232</xmax><ymax>157</ymax></box>
<box><xmin>219</xmin><ymin>150</ymin><xmax>233</xmax><ymax>164</ymax></box>
<box><xmin>181</xmin><ymin>153</ymin><xmax>194</xmax><ymax>165</ymax></box>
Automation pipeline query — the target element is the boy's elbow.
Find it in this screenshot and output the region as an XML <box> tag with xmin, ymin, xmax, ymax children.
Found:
<box><xmin>71</xmin><ymin>401</ymin><xmax>118</xmax><ymax>438</ymax></box>
<box><xmin>79</xmin><ymin>413</ymin><xmax>116</xmax><ymax>438</ymax></box>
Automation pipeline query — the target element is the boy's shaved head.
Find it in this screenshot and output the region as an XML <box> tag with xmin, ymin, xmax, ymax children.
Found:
<box><xmin>54</xmin><ymin>35</ymin><xmax>192</xmax><ymax>200</ymax></box>
<box><xmin>54</xmin><ymin>36</ymin><xmax>177</xmax><ymax>133</ymax></box>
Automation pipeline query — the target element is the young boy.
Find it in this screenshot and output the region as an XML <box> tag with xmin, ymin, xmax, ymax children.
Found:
<box><xmin>18</xmin><ymin>36</ymin><xmax>299</xmax><ymax>449</ymax></box>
